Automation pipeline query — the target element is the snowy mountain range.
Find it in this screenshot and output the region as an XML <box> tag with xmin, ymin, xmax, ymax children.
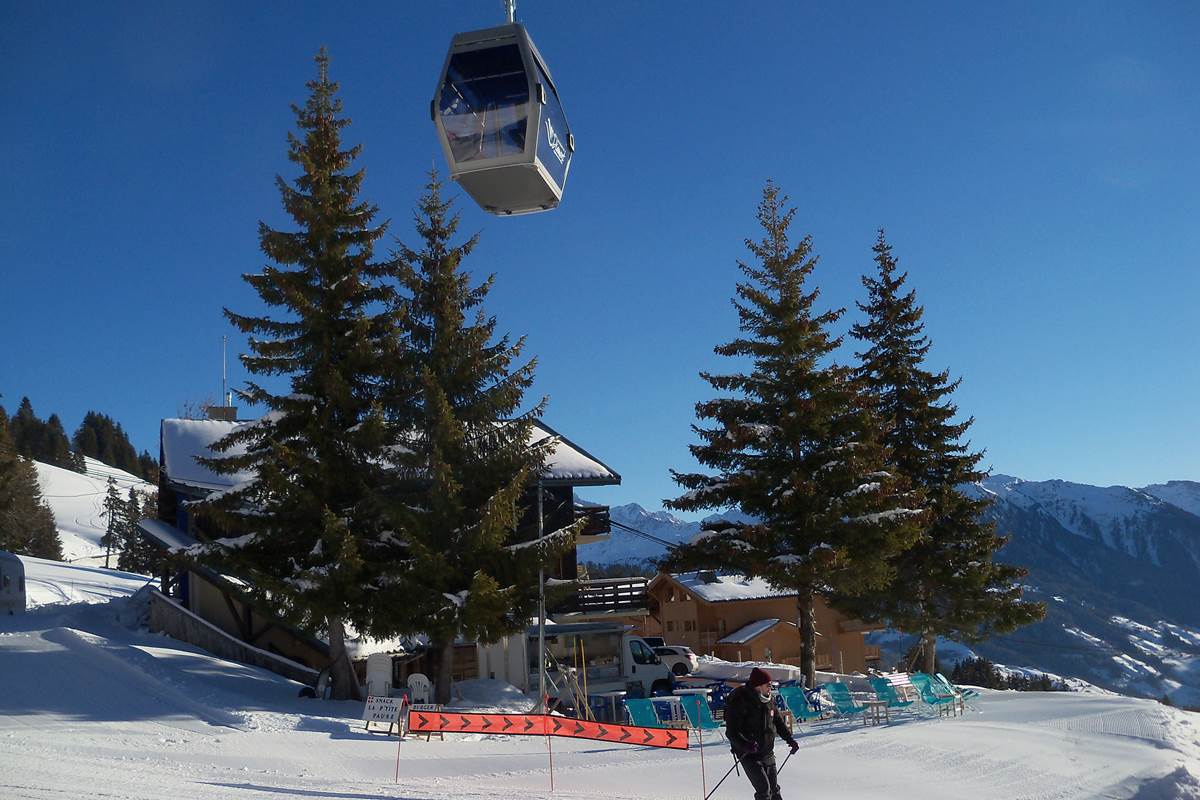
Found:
<box><xmin>579</xmin><ymin>477</ymin><xmax>1200</xmax><ymax>706</ymax></box>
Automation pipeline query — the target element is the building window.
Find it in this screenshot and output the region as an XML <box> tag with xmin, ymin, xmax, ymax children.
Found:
<box><xmin>666</xmin><ymin>588</ymin><xmax>675</xmax><ymax>602</ymax></box>
<box><xmin>683</xmin><ymin>620</ymin><xmax>696</xmax><ymax>632</ymax></box>
<box><xmin>718</xmin><ymin>619</ymin><xmax>726</xmax><ymax>632</ymax></box>
<box><xmin>667</xmin><ymin>621</ymin><xmax>675</xmax><ymax>632</ymax></box>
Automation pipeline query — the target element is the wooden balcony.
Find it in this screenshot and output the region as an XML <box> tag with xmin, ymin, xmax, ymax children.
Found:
<box><xmin>574</xmin><ymin>503</ymin><xmax>612</xmax><ymax>544</ymax></box>
<box><xmin>573</xmin><ymin>577</ymin><xmax>649</xmax><ymax>614</ymax></box>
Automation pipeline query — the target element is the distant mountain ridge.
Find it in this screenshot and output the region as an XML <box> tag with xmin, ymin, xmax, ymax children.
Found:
<box><xmin>579</xmin><ymin>477</ymin><xmax>1200</xmax><ymax>705</ymax></box>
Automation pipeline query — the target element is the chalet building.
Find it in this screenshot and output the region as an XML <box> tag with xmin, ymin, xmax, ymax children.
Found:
<box><xmin>644</xmin><ymin>571</ymin><xmax>881</xmax><ymax>673</ymax></box>
<box><xmin>139</xmin><ymin>412</ymin><xmax>620</xmax><ymax>686</ymax></box>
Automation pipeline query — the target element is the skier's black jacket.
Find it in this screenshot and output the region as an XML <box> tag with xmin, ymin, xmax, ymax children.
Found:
<box><xmin>723</xmin><ymin>684</ymin><xmax>795</xmax><ymax>760</ymax></box>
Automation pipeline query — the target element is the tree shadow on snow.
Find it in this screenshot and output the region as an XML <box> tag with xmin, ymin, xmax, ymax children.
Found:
<box><xmin>293</xmin><ymin>716</ymin><xmax>388</xmax><ymax>741</ymax></box>
<box><xmin>203</xmin><ymin>784</ymin><xmax>436</xmax><ymax>800</ymax></box>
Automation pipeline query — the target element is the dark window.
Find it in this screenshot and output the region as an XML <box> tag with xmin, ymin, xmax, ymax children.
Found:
<box><xmin>440</xmin><ymin>45</ymin><xmax>529</xmax><ymax>163</ymax></box>
<box><xmin>630</xmin><ymin>640</ymin><xmax>656</xmax><ymax>665</ymax></box>
<box><xmin>531</xmin><ymin>58</ymin><xmax>570</xmax><ymax>190</ymax></box>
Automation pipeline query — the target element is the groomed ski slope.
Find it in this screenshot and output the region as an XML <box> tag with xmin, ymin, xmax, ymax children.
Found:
<box><xmin>2</xmin><ymin>562</ymin><xmax>1199</xmax><ymax>799</ymax></box>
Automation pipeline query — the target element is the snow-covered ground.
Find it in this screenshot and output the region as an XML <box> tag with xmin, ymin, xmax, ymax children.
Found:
<box><xmin>3</xmin><ymin>558</ymin><xmax>1199</xmax><ymax>800</ymax></box>
<box><xmin>34</xmin><ymin>457</ymin><xmax>155</xmax><ymax>564</ymax></box>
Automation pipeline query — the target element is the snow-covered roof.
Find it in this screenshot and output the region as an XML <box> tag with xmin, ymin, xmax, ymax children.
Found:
<box><xmin>138</xmin><ymin>518</ymin><xmax>199</xmax><ymax>552</ymax></box>
<box><xmin>160</xmin><ymin>418</ymin><xmax>255</xmax><ymax>492</ymax></box>
<box><xmin>160</xmin><ymin>417</ymin><xmax>619</xmax><ymax>492</ymax></box>
<box><xmin>718</xmin><ymin>618</ymin><xmax>783</xmax><ymax>645</ymax></box>
<box><xmin>659</xmin><ymin>571</ymin><xmax>796</xmax><ymax>603</ymax></box>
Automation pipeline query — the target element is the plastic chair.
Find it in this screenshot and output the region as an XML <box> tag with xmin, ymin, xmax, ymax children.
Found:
<box><xmin>679</xmin><ymin>694</ymin><xmax>724</xmax><ymax>739</ymax></box>
<box><xmin>407</xmin><ymin>672</ymin><xmax>433</xmax><ymax>705</ymax></box>
<box><xmin>937</xmin><ymin>673</ymin><xmax>980</xmax><ymax>704</ymax></box>
<box><xmin>821</xmin><ymin>681</ymin><xmax>869</xmax><ymax>725</ymax></box>
<box><xmin>624</xmin><ymin>698</ymin><xmax>667</xmax><ymax>728</ymax></box>
<box><xmin>910</xmin><ymin>673</ymin><xmax>959</xmax><ymax>717</ymax></box>
<box><xmin>778</xmin><ymin>685</ymin><xmax>822</xmax><ymax>722</ymax></box>
<box><xmin>868</xmin><ymin>677</ymin><xmax>914</xmax><ymax>712</ymax></box>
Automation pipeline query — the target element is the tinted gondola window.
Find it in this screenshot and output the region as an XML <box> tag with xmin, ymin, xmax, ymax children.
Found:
<box><xmin>533</xmin><ymin>60</ymin><xmax>570</xmax><ymax>192</ymax></box>
<box><xmin>439</xmin><ymin>44</ymin><xmax>530</xmax><ymax>163</ymax></box>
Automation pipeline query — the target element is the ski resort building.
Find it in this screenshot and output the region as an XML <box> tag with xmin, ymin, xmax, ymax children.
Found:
<box><xmin>644</xmin><ymin>571</ymin><xmax>882</xmax><ymax>673</ymax></box>
<box><xmin>137</xmin><ymin>413</ymin><xmax>621</xmax><ymax>686</ymax></box>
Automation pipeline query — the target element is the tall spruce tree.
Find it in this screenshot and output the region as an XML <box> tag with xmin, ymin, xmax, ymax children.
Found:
<box><xmin>661</xmin><ymin>183</ymin><xmax>923</xmax><ymax>688</ymax></box>
<box><xmin>101</xmin><ymin>477</ymin><xmax>126</xmax><ymax>569</ymax></box>
<box><xmin>0</xmin><ymin>407</ymin><xmax>63</xmax><ymax>560</ymax></box>
<box><xmin>845</xmin><ymin>231</ymin><xmax>1043</xmax><ymax>673</ymax></box>
<box><xmin>195</xmin><ymin>50</ymin><xmax>395</xmax><ymax>700</ymax></box>
<box><xmin>117</xmin><ymin>486</ymin><xmax>158</xmax><ymax>574</ymax></box>
<box><xmin>371</xmin><ymin>175</ymin><xmax>568</xmax><ymax>704</ymax></box>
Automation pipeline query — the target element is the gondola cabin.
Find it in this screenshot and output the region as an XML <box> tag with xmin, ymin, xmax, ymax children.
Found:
<box><xmin>433</xmin><ymin>23</ymin><xmax>573</xmax><ymax>215</ymax></box>
<box><xmin>0</xmin><ymin>551</ymin><xmax>25</xmax><ymax>615</ymax></box>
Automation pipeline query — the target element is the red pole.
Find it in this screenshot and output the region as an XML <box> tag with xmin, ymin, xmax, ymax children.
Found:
<box><xmin>546</xmin><ymin>717</ymin><xmax>555</xmax><ymax>794</ymax></box>
<box><xmin>698</xmin><ymin>725</ymin><xmax>707</xmax><ymax>799</ymax></box>
<box><xmin>394</xmin><ymin>697</ymin><xmax>407</xmax><ymax>783</ymax></box>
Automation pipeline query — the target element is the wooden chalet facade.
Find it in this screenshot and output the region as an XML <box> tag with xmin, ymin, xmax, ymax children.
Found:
<box><xmin>645</xmin><ymin>571</ymin><xmax>882</xmax><ymax>673</ymax></box>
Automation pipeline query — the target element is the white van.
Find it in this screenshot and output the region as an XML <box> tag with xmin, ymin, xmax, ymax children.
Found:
<box><xmin>0</xmin><ymin>551</ymin><xmax>26</xmax><ymax>615</ymax></box>
<box><xmin>531</xmin><ymin>622</ymin><xmax>674</xmax><ymax>702</ymax></box>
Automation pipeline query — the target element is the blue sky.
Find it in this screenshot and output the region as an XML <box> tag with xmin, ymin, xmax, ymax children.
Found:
<box><xmin>2</xmin><ymin>1</ymin><xmax>1197</xmax><ymax>516</ymax></box>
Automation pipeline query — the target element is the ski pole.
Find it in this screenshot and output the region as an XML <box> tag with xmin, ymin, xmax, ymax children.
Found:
<box><xmin>776</xmin><ymin>748</ymin><xmax>796</xmax><ymax>776</ymax></box>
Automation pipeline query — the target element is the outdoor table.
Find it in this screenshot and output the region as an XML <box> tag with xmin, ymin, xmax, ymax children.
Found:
<box><xmin>863</xmin><ymin>697</ymin><xmax>890</xmax><ymax>725</ymax></box>
<box><xmin>593</xmin><ymin>690</ymin><xmax>627</xmax><ymax>723</ymax></box>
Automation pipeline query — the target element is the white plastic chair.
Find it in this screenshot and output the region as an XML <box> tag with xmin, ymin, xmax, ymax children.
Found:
<box><xmin>407</xmin><ymin>672</ymin><xmax>433</xmax><ymax>704</ymax></box>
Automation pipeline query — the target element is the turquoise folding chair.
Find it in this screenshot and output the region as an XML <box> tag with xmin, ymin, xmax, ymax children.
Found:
<box><xmin>679</xmin><ymin>694</ymin><xmax>724</xmax><ymax>740</ymax></box>
<box><xmin>910</xmin><ymin>673</ymin><xmax>960</xmax><ymax>717</ymax></box>
<box><xmin>624</xmin><ymin>698</ymin><xmax>667</xmax><ymax>728</ymax></box>
<box><xmin>778</xmin><ymin>686</ymin><xmax>822</xmax><ymax>723</ymax></box>
<box><xmin>937</xmin><ymin>673</ymin><xmax>980</xmax><ymax>704</ymax></box>
<box><xmin>868</xmin><ymin>677</ymin><xmax>914</xmax><ymax>712</ymax></box>
<box><xmin>821</xmin><ymin>681</ymin><xmax>869</xmax><ymax>725</ymax></box>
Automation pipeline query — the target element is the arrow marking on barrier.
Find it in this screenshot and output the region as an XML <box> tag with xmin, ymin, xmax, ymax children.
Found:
<box><xmin>405</xmin><ymin>712</ymin><xmax>686</xmax><ymax>749</ymax></box>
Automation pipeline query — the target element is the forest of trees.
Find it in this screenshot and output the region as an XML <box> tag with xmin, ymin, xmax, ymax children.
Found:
<box><xmin>0</xmin><ymin>399</ymin><xmax>158</xmax><ymax>482</ymax></box>
<box><xmin>0</xmin><ymin>397</ymin><xmax>158</xmax><ymax>563</ymax></box>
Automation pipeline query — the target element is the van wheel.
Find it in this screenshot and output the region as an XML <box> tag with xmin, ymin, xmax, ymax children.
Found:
<box><xmin>672</xmin><ymin>663</ymin><xmax>690</xmax><ymax>676</ymax></box>
<box><xmin>651</xmin><ymin>679</ymin><xmax>672</xmax><ymax>696</ymax></box>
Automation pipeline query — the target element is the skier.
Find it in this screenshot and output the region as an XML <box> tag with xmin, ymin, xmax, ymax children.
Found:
<box><xmin>723</xmin><ymin>667</ymin><xmax>799</xmax><ymax>800</ymax></box>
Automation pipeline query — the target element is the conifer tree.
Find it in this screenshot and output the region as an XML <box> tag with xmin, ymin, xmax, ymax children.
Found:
<box><xmin>661</xmin><ymin>183</ymin><xmax>923</xmax><ymax>688</ymax></box>
<box><xmin>137</xmin><ymin>450</ymin><xmax>160</xmax><ymax>484</ymax></box>
<box><xmin>101</xmin><ymin>477</ymin><xmax>126</xmax><ymax>569</ymax></box>
<box><xmin>371</xmin><ymin>175</ymin><xmax>567</xmax><ymax>704</ymax></box>
<box><xmin>117</xmin><ymin>486</ymin><xmax>158</xmax><ymax>574</ymax></box>
<box><xmin>844</xmin><ymin>231</ymin><xmax>1043</xmax><ymax>673</ymax></box>
<box><xmin>0</xmin><ymin>407</ymin><xmax>63</xmax><ymax>560</ymax></box>
<box><xmin>194</xmin><ymin>50</ymin><xmax>395</xmax><ymax>701</ymax></box>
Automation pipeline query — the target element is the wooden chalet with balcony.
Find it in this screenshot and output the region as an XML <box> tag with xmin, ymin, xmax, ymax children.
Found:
<box><xmin>645</xmin><ymin>571</ymin><xmax>882</xmax><ymax>673</ymax></box>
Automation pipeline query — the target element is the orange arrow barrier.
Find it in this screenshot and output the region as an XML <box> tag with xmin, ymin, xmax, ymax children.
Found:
<box><xmin>543</xmin><ymin>715</ymin><xmax>689</xmax><ymax>750</ymax></box>
<box><xmin>407</xmin><ymin>711</ymin><xmax>688</xmax><ymax>750</ymax></box>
